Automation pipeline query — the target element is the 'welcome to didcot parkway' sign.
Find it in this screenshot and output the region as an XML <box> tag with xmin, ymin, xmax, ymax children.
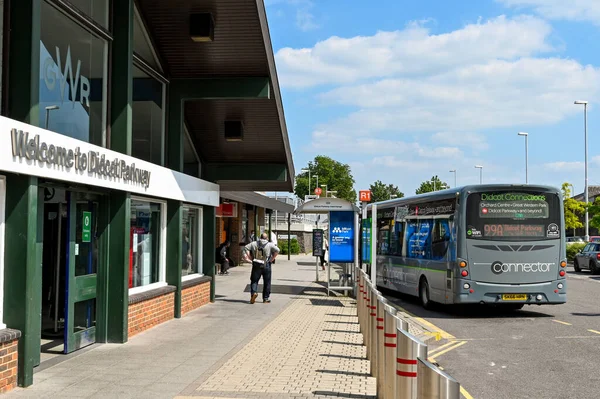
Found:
<box><xmin>11</xmin><ymin>128</ymin><xmax>151</xmax><ymax>188</ymax></box>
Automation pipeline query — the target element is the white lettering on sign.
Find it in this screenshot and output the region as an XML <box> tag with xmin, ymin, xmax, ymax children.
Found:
<box><xmin>43</xmin><ymin>45</ymin><xmax>91</xmax><ymax>108</ymax></box>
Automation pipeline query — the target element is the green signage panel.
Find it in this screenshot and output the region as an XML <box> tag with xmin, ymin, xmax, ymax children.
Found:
<box><xmin>82</xmin><ymin>211</ymin><xmax>92</xmax><ymax>243</ymax></box>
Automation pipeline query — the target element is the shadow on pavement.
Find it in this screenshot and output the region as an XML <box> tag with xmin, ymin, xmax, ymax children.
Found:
<box><xmin>379</xmin><ymin>287</ymin><xmax>556</xmax><ymax>320</ymax></box>
<box><xmin>313</xmin><ymin>391</ymin><xmax>375</xmax><ymax>399</ymax></box>
<box><xmin>319</xmin><ymin>354</ymin><xmax>366</xmax><ymax>361</ymax></box>
<box><xmin>322</xmin><ymin>340</ymin><xmax>364</xmax><ymax>346</ymax></box>
<box><xmin>317</xmin><ymin>369</ymin><xmax>371</xmax><ymax>378</ymax></box>
<box><xmin>216</xmin><ymin>299</ymin><xmax>253</xmax><ymax>304</ymax></box>
<box><xmin>572</xmin><ymin>312</ymin><xmax>600</xmax><ymax>317</ymax></box>
<box><xmin>243</xmin><ymin>284</ymin><xmax>328</xmax><ymax>296</ymax></box>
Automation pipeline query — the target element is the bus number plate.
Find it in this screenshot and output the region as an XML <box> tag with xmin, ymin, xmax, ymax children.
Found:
<box><xmin>502</xmin><ymin>294</ymin><xmax>527</xmax><ymax>301</ymax></box>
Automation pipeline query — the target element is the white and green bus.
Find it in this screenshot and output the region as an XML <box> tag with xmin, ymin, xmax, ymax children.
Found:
<box><xmin>364</xmin><ymin>185</ymin><xmax>567</xmax><ymax>309</ymax></box>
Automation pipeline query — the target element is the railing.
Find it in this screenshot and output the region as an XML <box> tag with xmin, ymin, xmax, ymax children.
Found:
<box><xmin>356</xmin><ymin>268</ymin><xmax>462</xmax><ymax>399</ymax></box>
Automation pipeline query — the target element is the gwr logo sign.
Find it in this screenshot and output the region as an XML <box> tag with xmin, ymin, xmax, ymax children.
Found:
<box><xmin>359</xmin><ymin>190</ymin><xmax>371</xmax><ymax>202</ymax></box>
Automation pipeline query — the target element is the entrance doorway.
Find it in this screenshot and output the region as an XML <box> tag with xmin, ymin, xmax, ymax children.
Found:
<box><xmin>40</xmin><ymin>186</ymin><xmax>104</xmax><ymax>361</ymax></box>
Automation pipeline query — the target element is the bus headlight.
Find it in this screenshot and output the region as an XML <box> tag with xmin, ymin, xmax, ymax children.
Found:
<box><xmin>463</xmin><ymin>283</ymin><xmax>470</xmax><ymax>290</ymax></box>
<box><xmin>557</xmin><ymin>283</ymin><xmax>564</xmax><ymax>289</ymax></box>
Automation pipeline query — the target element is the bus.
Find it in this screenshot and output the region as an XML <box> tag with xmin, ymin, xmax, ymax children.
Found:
<box><xmin>364</xmin><ymin>185</ymin><xmax>566</xmax><ymax>309</ymax></box>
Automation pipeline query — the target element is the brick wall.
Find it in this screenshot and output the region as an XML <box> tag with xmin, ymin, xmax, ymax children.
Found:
<box><xmin>128</xmin><ymin>288</ymin><xmax>175</xmax><ymax>338</ymax></box>
<box><xmin>182</xmin><ymin>281</ymin><xmax>211</xmax><ymax>315</ymax></box>
<box><xmin>0</xmin><ymin>330</ymin><xmax>20</xmax><ymax>393</ymax></box>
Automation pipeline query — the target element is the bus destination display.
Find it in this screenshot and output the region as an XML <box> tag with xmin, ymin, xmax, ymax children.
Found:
<box><xmin>484</xmin><ymin>224</ymin><xmax>544</xmax><ymax>237</ymax></box>
<box><xmin>478</xmin><ymin>192</ymin><xmax>549</xmax><ymax>219</ymax></box>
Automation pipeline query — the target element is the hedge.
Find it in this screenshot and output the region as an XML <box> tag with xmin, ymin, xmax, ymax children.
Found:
<box><xmin>567</xmin><ymin>242</ymin><xmax>586</xmax><ymax>262</ymax></box>
<box><xmin>279</xmin><ymin>238</ymin><xmax>300</xmax><ymax>255</ymax></box>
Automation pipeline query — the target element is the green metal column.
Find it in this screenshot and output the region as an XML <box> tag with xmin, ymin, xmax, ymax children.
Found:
<box><xmin>6</xmin><ymin>0</ymin><xmax>40</xmax><ymax>124</ymax></box>
<box><xmin>105</xmin><ymin>192</ymin><xmax>130</xmax><ymax>343</ymax></box>
<box><xmin>110</xmin><ymin>0</ymin><xmax>134</xmax><ymax>155</ymax></box>
<box><xmin>3</xmin><ymin>174</ymin><xmax>41</xmax><ymax>387</ymax></box>
<box><xmin>202</xmin><ymin>207</ymin><xmax>216</xmax><ymax>301</ymax></box>
<box><xmin>167</xmin><ymin>85</ymin><xmax>184</xmax><ymax>172</ymax></box>
<box><xmin>167</xmin><ymin>200</ymin><xmax>183</xmax><ymax>317</ymax></box>
<box><xmin>268</xmin><ymin>210</ymin><xmax>272</xmax><ymax>241</ymax></box>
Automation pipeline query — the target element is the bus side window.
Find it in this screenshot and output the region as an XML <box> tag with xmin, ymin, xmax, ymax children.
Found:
<box><xmin>431</xmin><ymin>219</ymin><xmax>450</xmax><ymax>260</ymax></box>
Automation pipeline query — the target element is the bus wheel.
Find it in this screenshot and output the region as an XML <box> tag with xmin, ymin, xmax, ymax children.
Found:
<box><xmin>419</xmin><ymin>279</ymin><xmax>432</xmax><ymax>309</ymax></box>
<box><xmin>574</xmin><ymin>260</ymin><xmax>581</xmax><ymax>273</ymax></box>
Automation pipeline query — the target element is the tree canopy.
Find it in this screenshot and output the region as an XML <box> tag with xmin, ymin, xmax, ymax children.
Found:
<box><xmin>415</xmin><ymin>175</ymin><xmax>450</xmax><ymax>195</ymax></box>
<box><xmin>562</xmin><ymin>183</ymin><xmax>586</xmax><ymax>231</ymax></box>
<box><xmin>368</xmin><ymin>180</ymin><xmax>404</xmax><ymax>203</ymax></box>
<box><xmin>294</xmin><ymin>156</ymin><xmax>357</xmax><ymax>203</ymax></box>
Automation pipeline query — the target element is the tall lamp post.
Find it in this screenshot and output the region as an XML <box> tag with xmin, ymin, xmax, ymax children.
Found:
<box><xmin>449</xmin><ymin>169</ymin><xmax>457</xmax><ymax>188</ymax></box>
<box><xmin>301</xmin><ymin>167</ymin><xmax>311</xmax><ymax>199</ymax></box>
<box><xmin>314</xmin><ymin>175</ymin><xmax>319</xmax><ymax>195</ymax></box>
<box><xmin>431</xmin><ymin>179</ymin><xmax>437</xmax><ymax>191</ymax></box>
<box><xmin>475</xmin><ymin>165</ymin><xmax>483</xmax><ymax>184</ymax></box>
<box><xmin>575</xmin><ymin>100</ymin><xmax>589</xmax><ymax>242</ymax></box>
<box><xmin>518</xmin><ymin>132</ymin><xmax>529</xmax><ymax>184</ymax></box>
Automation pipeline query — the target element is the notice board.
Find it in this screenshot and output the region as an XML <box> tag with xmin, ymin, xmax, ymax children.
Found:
<box><xmin>329</xmin><ymin>211</ymin><xmax>355</xmax><ymax>263</ymax></box>
<box><xmin>313</xmin><ymin>229</ymin><xmax>324</xmax><ymax>257</ymax></box>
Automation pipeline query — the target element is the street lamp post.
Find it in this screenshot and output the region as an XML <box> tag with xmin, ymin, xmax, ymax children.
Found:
<box><xmin>301</xmin><ymin>167</ymin><xmax>311</xmax><ymax>198</ymax></box>
<box><xmin>518</xmin><ymin>132</ymin><xmax>529</xmax><ymax>184</ymax></box>
<box><xmin>431</xmin><ymin>179</ymin><xmax>437</xmax><ymax>191</ymax></box>
<box><xmin>321</xmin><ymin>184</ymin><xmax>327</xmax><ymax>197</ymax></box>
<box><xmin>314</xmin><ymin>175</ymin><xmax>319</xmax><ymax>195</ymax></box>
<box><xmin>45</xmin><ymin>105</ymin><xmax>60</xmax><ymax>129</ymax></box>
<box><xmin>475</xmin><ymin>165</ymin><xmax>483</xmax><ymax>184</ymax></box>
<box><xmin>575</xmin><ymin>100</ymin><xmax>589</xmax><ymax>242</ymax></box>
<box><xmin>449</xmin><ymin>170</ymin><xmax>457</xmax><ymax>188</ymax></box>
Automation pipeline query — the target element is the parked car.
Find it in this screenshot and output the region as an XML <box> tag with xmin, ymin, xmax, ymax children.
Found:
<box><xmin>567</xmin><ymin>236</ymin><xmax>585</xmax><ymax>245</ymax></box>
<box><xmin>574</xmin><ymin>242</ymin><xmax>600</xmax><ymax>274</ymax></box>
<box><xmin>589</xmin><ymin>236</ymin><xmax>600</xmax><ymax>243</ymax></box>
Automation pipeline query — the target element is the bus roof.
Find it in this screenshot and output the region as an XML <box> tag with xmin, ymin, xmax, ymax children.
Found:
<box><xmin>365</xmin><ymin>184</ymin><xmax>562</xmax><ymax>210</ymax></box>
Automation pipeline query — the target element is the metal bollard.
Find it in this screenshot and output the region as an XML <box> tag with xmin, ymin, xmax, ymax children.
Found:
<box><xmin>357</xmin><ymin>272</ymin><xmax>364</xmax><ymax>332</ymax></box>
<box><xmin>369</xmin><ymin>286</ymin><xmax>380</xmax><ymax>376</ymax></box>
<box><xmin>397</xmin><ymin>328</ymin><xmax>428</xmax><ymax>399</ymax></box>
<box><xmin>364</xmin><ymin>279</ymin><xmax>372</xmax><ymax>355</ymax></box>
<box><xmin>377</xmin><ymin>300</ymin><xmax>393</xmax><ymax>397</ymax></box>
<box><xmin>416</xmin><ymin>358</ymin><xmax>461</xmax><ymax>399</ymax></box>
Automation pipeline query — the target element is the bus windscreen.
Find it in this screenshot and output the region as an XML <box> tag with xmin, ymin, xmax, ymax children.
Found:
<box><xmin>466</xmin><ymin>191</ymin><xmax>561</xmax><ymax>241</ymax></box>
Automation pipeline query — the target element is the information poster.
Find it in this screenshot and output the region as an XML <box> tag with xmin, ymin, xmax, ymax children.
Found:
<box><xmin>329</xmin><ymin>211</ymin><xmax>355</xmax><ymax>263</ymax></box>
<box><xmin>361</xmin><ymin>218</ymin><xmax>371</xmax><ymax>263</ymax></box>
<box><xmin>313</xmin><ymin>229</ymin><xmax>324</xmax><ymax>257</ymax></box>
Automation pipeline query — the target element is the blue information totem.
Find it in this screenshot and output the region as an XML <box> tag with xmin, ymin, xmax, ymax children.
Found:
<box><xmin>329</xmin><ymin>211</ymin><xmax>355</xmax><ymax>263</ymax></box>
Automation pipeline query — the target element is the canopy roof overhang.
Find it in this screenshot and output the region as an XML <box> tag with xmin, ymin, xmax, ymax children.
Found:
<box><xmin>294</xmin><ymin>198</ymin><xmax>360</xmax><ymax>214</ymax></box>
<box><xmin>221</xmin><ymin>191</ymin><xmax>295</xmax><ymax>213</ymax></box>
<box><xmin>138</xmin><ymin>0</ymin><xmax>294</xmax><ymax>192</ymax></box>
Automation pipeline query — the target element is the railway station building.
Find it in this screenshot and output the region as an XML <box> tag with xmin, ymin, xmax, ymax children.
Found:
<box><xmin>0</xmin><ymin>0</ymin><xmax>294</xmax><ymax>391</ymax></box>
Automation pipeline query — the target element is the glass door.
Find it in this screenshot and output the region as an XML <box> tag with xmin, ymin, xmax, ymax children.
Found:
<box><xmin>63</xmin><ymin>192</ymin><xmax>100</xmax><ymax>353</ymax></box>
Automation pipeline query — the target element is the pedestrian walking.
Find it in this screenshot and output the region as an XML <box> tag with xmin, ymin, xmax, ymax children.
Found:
<box><xmin>216</xmin><ymin>240</ymin><xmax>231</xmax><ymax>275</ymax></box>
<box><xmin>242</xmin><ymin>233</ymin><xmax>280</xmax><ymax>304</ymax></box>
<box><xmin>320</xmin><ymin>234</ymin><xmax>329</xmax><ymax>270</ymax></box>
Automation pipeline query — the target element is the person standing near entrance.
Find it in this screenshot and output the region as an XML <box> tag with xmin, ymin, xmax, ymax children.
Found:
<box><xmin>242</xmin><ymin>233</ymin><xmax>280</xmax><ymax>304</ymax></box>
<box><xmin>217</xmin><ymin>240</ymin><xmax>231</xmax><ymax>275</ymax></box>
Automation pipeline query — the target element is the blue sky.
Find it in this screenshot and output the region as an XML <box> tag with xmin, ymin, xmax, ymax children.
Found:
<box><xmin>265</xmin><ymin>0</ymin><xmax>600</xmax><ymax>197</ymax></box>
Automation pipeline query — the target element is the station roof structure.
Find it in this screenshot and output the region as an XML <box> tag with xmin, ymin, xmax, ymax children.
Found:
<box><xmin>294</xmin><ymin>198</ymin><xmax>360</xmax><ymax>214</ymax></box>
<box><xmin>138</xmin><ymin>0</ymin><xmax>294</xmax><ymax>192</ymax></box>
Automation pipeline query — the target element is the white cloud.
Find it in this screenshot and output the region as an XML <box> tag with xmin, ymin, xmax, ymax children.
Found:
<box><xmin>432</xmin><ymin>132</ymin><xmax>489</xmax><ymax>151</ymax></box>
<box><xmin>275</xmin><ymin>15</ymin><xmax>553</xmax><ymax>88</ymax></box>
<box><xmin>544</xmin><ymin>161</ymin><xmax>584</xmax><ymax>171</ymax></box>
<box><xmin>498</xmin><ymin>0</ymin><xmax>600</xmax><ymax>24</ymax></box>
<box><xmin>266</xmin><ymin>0</ymin><xmax>318</xmax><ymax>31</ymax></box>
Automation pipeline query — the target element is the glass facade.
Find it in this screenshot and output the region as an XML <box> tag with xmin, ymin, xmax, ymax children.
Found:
<box><xmin>182</xmin><ymin>207</ymin><xmax>202</xmax><ymax>277</ymax></box>
<box><xmin>68</xmin><ymin>0</ymin><xmax>110</xmax><ymax>29</ymax></box>
<box><xmin>129</xmin><ymin>199</ymin><xmax>163</xmax><ymax>288</ymax></box>
<box><xmin>39</xmin><ymin>0</ymin><xmax>108</xmax><ymax>146</ymax></box>
<box><xmin>132</xmin><ymin>65</ymin><xmax>165</xmax><ymax>165</ymax></box>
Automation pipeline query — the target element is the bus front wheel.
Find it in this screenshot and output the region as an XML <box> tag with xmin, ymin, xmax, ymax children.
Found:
<box><xmin>419</xmin><ymin>279</ymin><xmax>432</xmax><ymax>310</ymax></box>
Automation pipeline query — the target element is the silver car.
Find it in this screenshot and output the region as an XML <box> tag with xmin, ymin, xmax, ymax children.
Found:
<box><xmin>574</xmin><ymin>243</ymin><xmax>600</xmax><ymax>274</ymax></box>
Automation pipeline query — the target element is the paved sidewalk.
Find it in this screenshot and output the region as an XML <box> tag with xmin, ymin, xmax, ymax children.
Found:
<box><xmin>7</xmin><ymin>255</ymin><xmax>376</xmax><ymax>399</ymax></box>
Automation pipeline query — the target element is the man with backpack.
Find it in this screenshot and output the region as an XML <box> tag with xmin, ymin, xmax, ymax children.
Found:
<box><xmin>216</xmin><ymin>240</ymin><xmax>231</xmax><ymax>275</ymax></box>
<box><xmin>242</xmin><ymin>233</ymin><xmax>280</xmax><ymax>304</ymax></box>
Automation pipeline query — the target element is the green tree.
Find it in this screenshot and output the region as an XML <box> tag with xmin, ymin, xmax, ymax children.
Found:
<box><xmin>562</xmin><ymin>183</ymin><xmax>586</xmax><ymax>232</ymax></box>
<box><xmin>415</xmin><ymin>175</ymin><xmax>450</xmax><ymax>195</ymax></box>
<box><xmin>294</xmin><ymin>156</ymin><xmax>357</xmax><ymax>202</ymax></box>
<box><xmin>368</xmin><ymin>180</ymin><xmax>404</xmax><ymax>203</ymax></box>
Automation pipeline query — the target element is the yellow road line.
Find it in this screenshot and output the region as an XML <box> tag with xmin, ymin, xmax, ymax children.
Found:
<box><xmin>552</xmin><ymin>320</ymin><xmax>572</xmax><ymax>326</ymax></box>
<box><xmin>429</xmin><ymin>341</ymin><xmax>467</xmax><ymax>361</ymax></box>
<box><xmin>461</xmin><ymin>386</ymin><xmax>475</xmax><ymax>399</ymax></box>
<box><xmin>588</xmin><ymin>329</ymin><xmax>600</xmax><ymax>335</ymax></box>
<box><xmin>428</xmin><ymin>340</ymin><xmax>458</xmax><ymax>355</ymax></box>
<box><xmin>414</xmin><ymin>317</ymin><xmax>456</xmax><ymax>339</ymax></box>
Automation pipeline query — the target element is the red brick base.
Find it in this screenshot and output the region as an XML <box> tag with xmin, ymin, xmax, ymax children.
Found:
<box><xmin>128</xmin><ymin>291</ymin><xmax>175</xmax><ymax>338</ymax></box>
<box><xmin>182</xmin><ymin>281</ymin><xmax>211</xmax><ymax>315</ymax></box>
<box><xmin>0</xmin><ymin>337</ymin><xmax>18</xmax><ymax>393</ymax></box>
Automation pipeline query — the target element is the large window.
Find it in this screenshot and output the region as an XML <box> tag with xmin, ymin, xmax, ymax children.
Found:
<box><xmin>182</xmin><ymin>206</ymin><xmax>203</xmax><ymax>278</ymax></box>
<box><xmin>39</xmin><ymin>0</ymin><xmax>108</xmax><ymax>146</ymax></box>
<box><xmin>67</xmin><ymin>0</ymin><xmax>110</xmax><ymax>29</ymax></box>
<box><xmin>129</xmin><ymin>198</ymin><xmax>166</xmax><ymax>292</ymax></box>
<box><xmin>0</xmin><ymin>176</ymin><xmax>6</xmax><ymax>329</ymax></box>
<box><xmin>466</xmin><ymin>191</ymin><xmax>561</xmax><ymax>241</ymax></box>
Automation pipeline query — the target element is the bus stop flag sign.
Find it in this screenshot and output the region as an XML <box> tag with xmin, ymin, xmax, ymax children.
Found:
<box><xmin>329</xmin><ymin>211</ymin><xmax>355</xmax><ymax>263</ymax></box>
<box><xmin>82</xmin><ymin>211</ymin><xmax>92</xmax><ymax>243</ymax></box>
